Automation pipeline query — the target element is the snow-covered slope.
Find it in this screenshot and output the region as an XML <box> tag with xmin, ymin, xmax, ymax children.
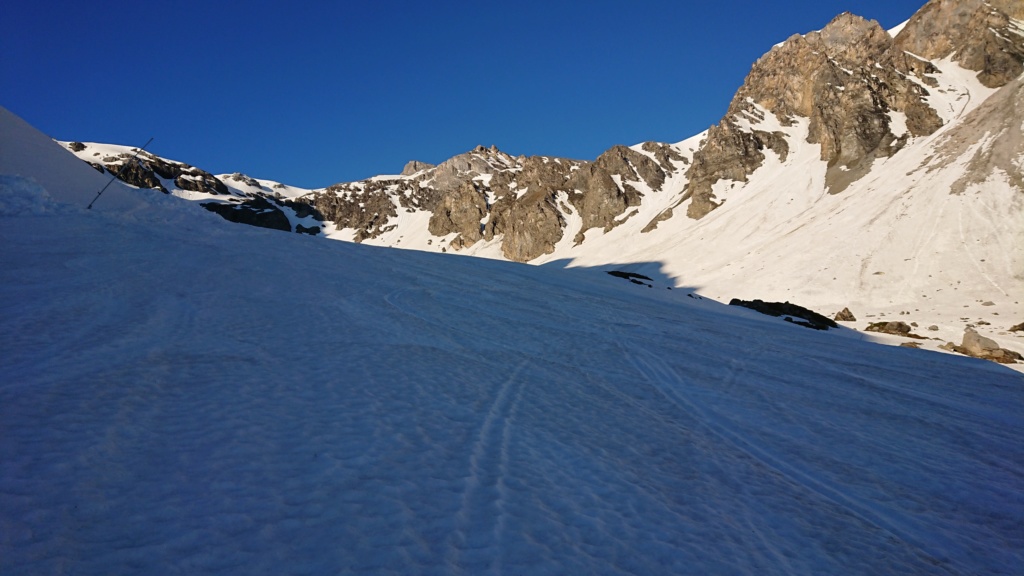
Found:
<box><xmin>0</xmin><ymin>108</ymin><xmax>151</xmax><ymax>214</ymax></box>
<box><xmin>2</xmin><ymin>107</ymin><xmax>1023</xmax><ymax>575</ymax></box>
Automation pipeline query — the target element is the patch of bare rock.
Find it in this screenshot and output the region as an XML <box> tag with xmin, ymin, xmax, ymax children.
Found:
<box><xmin>865</xmin><ymin>321</ymin><xmax>927</xmax><ymax>339</ymax></box>
<box><xmin>729</xmin><ymin>299</ymin><xmax>838</xmax><ymax>330</ymax></box>
<box><xmin>834</xmin><ymin>307</ymin><xmax>856</xmax><ymax>322</ymax></box>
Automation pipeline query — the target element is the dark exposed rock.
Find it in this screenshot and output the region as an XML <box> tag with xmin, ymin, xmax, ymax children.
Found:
<box><xmin>728</xmin><ymin>299</ymin><xmax>838</xmax><ymax>330</ymax></box>
<box><xmin>595</xmin><ymin>145</ymin><xmax>667</xmax><ymax>192</ymax></box>
<box><xmin>566</xmin><ymin>160</ymin><xmax>631</xmax><ymax>234</ymax></box>
<box><xmin>68</xmin><ymin>144</ymin><xmax>230</xmax><ymax>196</ymax></box>
<box><xmin>641</xmin><ymin>207</ymin><xmax>674</xmax><ymax>233</ymax></box>
<box><xmin>489</xmin><ymin>190</ymin><xmax>565</xmax><ymax>262</ymax></box>
<box><xmin>116</xmin><ymin>159</ymin><xmax>168</xmax><ymax>193</ymax></box>
<box><xmin>295</xmin><ymin>224</ymin><xmax>321</xmax><ymax>236</ymax></box>
<box><xmin>174</xmin><ymin>170</ymin><xmax>229</xmax><ymax>195</ymax></box>
<box><xmin>607</xmin><ymin>271</ymin><xmax>654</xmax><ymax>282</ymax></box>
<box><xmin>283</xmin><ymin>198</ymin><xmax>323</xmax><ymax>221</ymax></box>
<box><xmin>641</xmin><ymin>141</ymin><xmax>688</xmax><ymax>173</ymax></box>
<box><xmin>309</xmin><ymin>180</ymin><xmax>401</xmax><ymax>242</ymax></box>
<box><xmin>865</xmin><ymin>321</ymin><xmax>927</xmax><ymax>339</ymax></box>
<box><xmin>834</xmin><ymin>307</ymin><xmax>857</xmax><ymax>322</ymax></box>
<box><xmin>201</xmin><ymin>197</ymin><xmax>291</xmax><ymax>232</ymax></box>
<box><xmin>67</xmin><ymin>141</ymin><xmax>86</xmax><ymax>152</ymax></box>
<box><xmin>1010</xmin><ymin>322</ymin><xmax>1024</xmax><ymax>332</ymax></box>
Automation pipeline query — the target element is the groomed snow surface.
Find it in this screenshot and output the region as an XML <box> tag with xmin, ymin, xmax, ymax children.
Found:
<box><xmin>2</xmin><ymin>152</ymin><xmax>1024</xmax><ymax>573</ymax></box>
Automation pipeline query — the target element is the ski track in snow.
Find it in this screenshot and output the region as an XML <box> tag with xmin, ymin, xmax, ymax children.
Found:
<box><xmin>449</xmin><ymin>359</ymin><xmax>529</xmax><ymax>574</ymax></box>
<box><xmin>621</xmin><ymin>346</ymin><xmax>950</xmax><ymax>570</ymax></box>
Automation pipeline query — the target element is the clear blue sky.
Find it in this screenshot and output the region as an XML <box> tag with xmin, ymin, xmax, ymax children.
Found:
<box><xmin>2</xmin><ymin>0</ymin><xmax>925</xmax><ymax>188</ymax></box>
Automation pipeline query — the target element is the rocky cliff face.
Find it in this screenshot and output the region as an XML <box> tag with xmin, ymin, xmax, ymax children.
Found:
<box><xmin>895</xmin><ymin>0</ymin><xmax>1024</xmax><ymax>87</ymax></box>
<box><xmin>301</xmin><ymin>143</ymin><xmax>684</xmax><ymax>261</ymax></box>
<box><xmin>682</xmin><ymin>0</ymin><xmax>1024</xmax><ymax>218</ymax></box>
<box><xmin>61</xmin><ymin>142</ymin><xmax>324</xmax><ymax>235</ymax></box>
<box><xmin>67</xmin><ymin>144</ymin><xmax>230</xmax><ymax>196</ymax></box>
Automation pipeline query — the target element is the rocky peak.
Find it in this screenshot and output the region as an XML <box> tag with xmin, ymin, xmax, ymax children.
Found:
<box><xmin>895</xmin><ymin>0</ymin><xmax>1024</xmax><ymax>87</ymax></box>
<box><xmin>681</xmin><ymin>0</ymin><xmax>1024</xmax><ymax>219</ymax></box>
<box><xmin>809</xmin><ymin>12</ymin><xmax>892</xmax><ymax>66</ymax></box>
<box><xmin>401</xmin><ymin>160</ymin><xmax>434</xmax><ymax>176</ymax></box>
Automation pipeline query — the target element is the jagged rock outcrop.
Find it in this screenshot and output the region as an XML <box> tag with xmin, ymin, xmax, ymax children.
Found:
<box><xmin>895</xmin><ymin>0</ymin><xmax>1024</xmax><ymax>87</ymax></box>
<box><xmin>687</xmin><ymin>124</ymin><xmax>790</xmax><ymax>218</ymax></box>
<box><xmin>296</xmin><ymin>142</ymin><xmax>677</xmax><ymax>261</ymax></box>
<box><xmin>201</xmin><ymin>196</ymin><xmax>291</xmax><ymax>232</ymax></box>
<box><xmin>116</xmin><ymin>159</ymin><xmax>168</xmax><ymax>192</ymax></box>
<box><xmin>311</xmin><ymin>180</ymin><xmax>402</xmax><ymax>242</ymax></box>
<box><xmin>401</xmin><ymin>160</ymin><xmax>434</xmax><ymax>176</ymax></box>
<box><xmin>203</xmin><ymin>193</ymin><xmax>323</xmax><ymax>235</ymax></box>
<box><xmin>489</xmin><ymin>192</ymin><xmax>566</xmax><ymax>261</ymax></box>
<box><xmin>427</xmin><ymin>181</ymin><xmax>487</xmax><ymax>247</ymax></box>
<box><xmin>641</xmin><ymin>141</ymin><xmax>688</xmax><ymax>173</ymax></box>
<box><xmin>835</xmin><ymin>307</ymin><xmax>857</xmax><ymax>322</ymax></box>
<box><xmin>681</xmin><ymin>0</ymin><xmax>1024</xmax><ymax>218</ymax></box>
<box><xmin>70</xmin><ymin>145</ymin><xmax>230</xmax><ymax>196</ymax></box>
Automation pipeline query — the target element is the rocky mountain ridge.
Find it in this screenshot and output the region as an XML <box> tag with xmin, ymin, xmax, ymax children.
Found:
<box><xmin>63</xmin><ymin>0</ymin><xmax>1023</xmax><ymax>264</ymax></box>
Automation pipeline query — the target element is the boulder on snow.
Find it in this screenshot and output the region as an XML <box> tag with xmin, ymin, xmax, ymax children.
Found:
<box><xmin>940</xmin><ymin>328</ymin><xmax>1023</xmax><ymax>364</ymax></box>
<box><xmin>834</xmin><ymin>307</ymin><xmax>856</xmax><ymax>322</ymax></box>
<box><xmin>962</xmin><ymin>328</ymin><xmax>1000</xmax><ymax>356</ymax></box>
<box><xmin>1010</xmin><ymin>322</ymin><xmax>1024</xmax><ymax>332</ymax></box>
<box><xmin>864</xmin><ymin>321</ymin><xmax>926</xmax><ymax>339</ymax></box>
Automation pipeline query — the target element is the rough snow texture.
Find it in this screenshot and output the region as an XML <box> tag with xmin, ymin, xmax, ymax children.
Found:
<box><xmin>2</xmin><ymin>119</ymin><xmax>1023</xmax><ymax>574</ymax></box>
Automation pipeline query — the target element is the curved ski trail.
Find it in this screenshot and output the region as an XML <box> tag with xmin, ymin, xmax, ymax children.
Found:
<box><xmin>449</xmin><ymin>359</ymin><xmax>530</xmax><ymax>574</ymax></box>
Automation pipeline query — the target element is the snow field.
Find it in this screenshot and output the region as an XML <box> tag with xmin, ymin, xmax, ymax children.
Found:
<box><xmin>1</xmin><ymin>190</ymin><xmax>1022</xmax><ymax>574</ymax></box>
